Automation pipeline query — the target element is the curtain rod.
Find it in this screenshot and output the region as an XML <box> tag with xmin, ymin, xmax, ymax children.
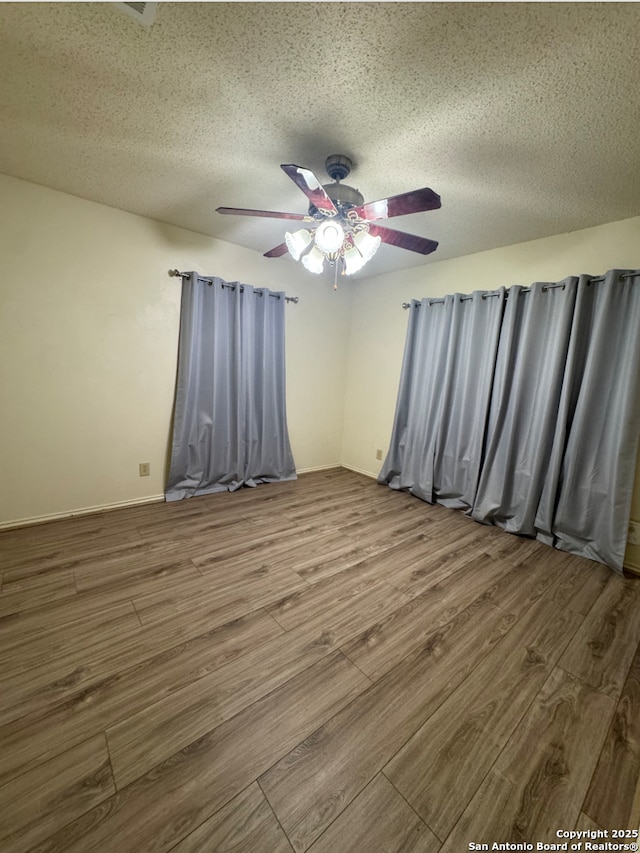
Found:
<box><xmin>169</xmin><ymin>269</ymin><xmax>299</xmax><ymax>303</ymax></box>
<box><xmin>401</xmin><ymin>271</ymin><xmax>639</xmax><ymax>308</ymax></box>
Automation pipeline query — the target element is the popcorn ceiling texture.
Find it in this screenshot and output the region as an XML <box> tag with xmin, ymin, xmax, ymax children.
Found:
<box><xmin>0</xmin><ymin>2</ymin><xmax>639</xmax><ymax>278</ymax></box>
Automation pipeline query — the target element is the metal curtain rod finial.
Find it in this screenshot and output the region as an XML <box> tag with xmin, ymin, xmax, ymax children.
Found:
<box><xmin>168</xmin><ymin>269</ymin><xmax>299</xmax><ymax>303</ymax></box>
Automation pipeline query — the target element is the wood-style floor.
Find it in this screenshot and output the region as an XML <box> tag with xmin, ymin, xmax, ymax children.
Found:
<box><xmin>1</xmin><ymin>467</ymin><xmax>639</xmax><ymax>853</ymax></box>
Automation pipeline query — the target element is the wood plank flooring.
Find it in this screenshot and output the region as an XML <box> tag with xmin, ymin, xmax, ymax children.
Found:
<box><xmin>1</xmin><ymin>467</ymin><xmax>639</xmax><ymax>852</ymax></box>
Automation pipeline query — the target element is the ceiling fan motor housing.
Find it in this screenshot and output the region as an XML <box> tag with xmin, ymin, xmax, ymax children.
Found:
<box><xmin>308</xmin><ymin>154</ymin><xmax>364</xmax><ymax>217</ymax></box>
<box><xmin>322</xmin><ymin>182</ymin><xmax>364</xmax><ymax>210</ymax></box>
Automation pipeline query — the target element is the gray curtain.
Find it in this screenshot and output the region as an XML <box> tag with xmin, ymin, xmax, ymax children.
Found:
<box><xmin>166</xmin><ymin>273</ymin><xmax>296</xmax><ymax>501</ymax></box>
<box><xmin>380</xmin><ymin>270</ymin><xmax>640</xmax><ymax>573</ymax></box>
<box><xmin>472</xmin><ymin>280</ymin><xmax>578</xmax><ymax>532</ymax></box>
<box><xmin>539</xmin><ymin>272</ymin><xmax>640</xmax><ymax>568</ymax></box>
<box><xmin>379</xmin><ymin>290</ymin><xmax>505</xmax><ymax>508</ymax></box>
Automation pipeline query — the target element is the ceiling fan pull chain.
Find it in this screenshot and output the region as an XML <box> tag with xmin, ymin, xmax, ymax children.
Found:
<box><xmin>333</xmin><ymin>261</ymin><xmax>339</xmax><ymax>291</ymax></box>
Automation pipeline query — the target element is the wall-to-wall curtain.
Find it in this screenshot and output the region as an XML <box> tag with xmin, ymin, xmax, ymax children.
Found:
<box><xmin>379</xmin><ymin>269</ymin><xmax>640</xmax><ymax>572</ymax></box>
<box><xmin>166</xmin><ymin>273</ymin><xmax>296</xmax><ymax>501</ymax></box>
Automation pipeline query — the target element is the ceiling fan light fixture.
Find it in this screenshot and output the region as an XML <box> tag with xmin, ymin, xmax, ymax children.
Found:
<box><xmin>285</xmin><ymin>228</ymin><xmax>313</xmax><ymax>261</ymax></box>
<box><xmin>314</xmin><ymin>220</ymin><xmax>345</xmax><ymax>254</ymax></box>
<box><xmin>353</xmin><ymin>229</ymin><xmax>381</xmax><ymax>261</ymax></box>
<box><xmin>301</xmin><ymin>245</ymin><xmax>325</xmax><ymax>274</ymax></box>
<box><xmin>342</xmin><ymin>243</ymin><xmax>367</xmax><ymax>275</ymax></box>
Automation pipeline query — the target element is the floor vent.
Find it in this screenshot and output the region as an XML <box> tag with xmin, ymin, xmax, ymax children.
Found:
<box><xmin>115</xmin><ymin>2</ymin><xmax>158</xmax><ymax>26</ymax></box>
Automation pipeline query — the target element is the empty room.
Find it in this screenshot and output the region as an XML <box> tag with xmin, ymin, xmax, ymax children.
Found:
<box><xmin>1</xmin><ymin>3</ymin><xmax>640</xmax><ymax>852</ymax></box>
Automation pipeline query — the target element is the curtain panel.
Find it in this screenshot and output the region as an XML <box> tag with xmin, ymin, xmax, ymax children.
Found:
<box><xmin>379</xmin><ymin>270</ymin><xmax>640</xmax><ymax>572</ymax></box>
<box><xmin>166</xmin><ymin>273</ymin><xmax>296</xmax><ymax>501</ymax></box>
<box><xmin>381</xmin><ymin>290</ymin><xmax>505</xmax><ymax>508</ymax></box>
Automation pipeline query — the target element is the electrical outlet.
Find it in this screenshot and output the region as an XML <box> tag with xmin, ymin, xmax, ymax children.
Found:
<box><xmin>139</xmin><ymin>462</ymin><xmax>150</xmax><ymax>477</ymax></box>
<box><xmin>628</xmin><ymin>520</ymin><xmax>640</xmax><ymax>546</ymax></box>
<box><xmin>376</xmin><ymin>449</ymin><xmax>383</xmax><ymax>461</ymax></box>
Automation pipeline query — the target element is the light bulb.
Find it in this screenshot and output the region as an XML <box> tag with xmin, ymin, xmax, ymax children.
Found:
<box><xmin>343</xmin><ymin>243</ymin><xmax>367</xmax><ymax>275</ymax></box>
<box><xmin>285</xmin><ymin>229</ymin><xmax>312</xmax><ymax>261</ymax></box>
<box><xmin>301</xmin><ymin>246</ymin><xmax>325</xmax><ymax>274</ymax></box>
<box><xmin>315</xmin><ymin>220</ymin><xmax>345</xmax><ymax>254</ymax></box>
<box><xmin>353</xmin><ymin>230</ymin><xmax>381</xmax><ymax>261</ymax></box>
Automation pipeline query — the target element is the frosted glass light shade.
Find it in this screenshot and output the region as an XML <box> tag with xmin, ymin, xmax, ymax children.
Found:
<box><xmin>315</xmin><ymin>220</ymin><xmax>345</xmax><ymax>254</ymax></box>
<box><xmin>301</xmin><ymin>245</ymin><xmax>325</xmax><ymax>274</ymax></box>
<box><xmin>343</xmin><ymin>244</ymin><xmax>367</xmax><ymax>275</ymax></box>
<box><xmin>285</xmin><ymin>229</ymin><xmax>312</xmax><ymax>261</ymax></box>
<box><xmin>353</xmin><ymin>230</ymin><xmax>381</xmax><ymax>261</ymax></box>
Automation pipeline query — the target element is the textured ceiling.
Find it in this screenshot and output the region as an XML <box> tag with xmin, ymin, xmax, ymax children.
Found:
<box><xmin>1</xmin><ymin>2</ymin><xmax>639</xmax><ymax>279</ymax></box>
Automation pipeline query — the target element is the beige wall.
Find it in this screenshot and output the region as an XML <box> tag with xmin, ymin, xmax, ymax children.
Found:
<box><xmin>0</xmin><ymin>174</ymin><xmax>352</xmax><ymax>526</ymax></box>
<box><xmin>341</xmin><ymin>215</ymin><xmax>640</xmax><ymax>570</ymax></box>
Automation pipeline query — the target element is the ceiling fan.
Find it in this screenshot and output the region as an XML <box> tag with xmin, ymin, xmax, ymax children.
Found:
<box><xmin>216</xmin><ymin>154</ymin><xmax>441</xmax><ymax>279</ymax></box>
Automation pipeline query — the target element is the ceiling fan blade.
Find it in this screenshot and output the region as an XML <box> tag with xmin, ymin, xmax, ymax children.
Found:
<box><xmin>368</xmin><ymin>224</ymin><xmax>439</xmax><ymax>255</ymax></box>
<box><xmin>263</xmin><ymin>242</ymin><xmax>290</xmax><ymax>258</ymax></box>
<box><xmin>353</xmin><ymin>187</ymin><xmax>441</xmax><ymax>221</ymax></box>
<box><xmin>280</xmin><ymin>164</ymin><xmax>338</xmax><ymax>217</ymax></box>
<box><xmin>216</xmin><ymin>206</ymin><xmax>313</xmax><ymax>221</ymax></box>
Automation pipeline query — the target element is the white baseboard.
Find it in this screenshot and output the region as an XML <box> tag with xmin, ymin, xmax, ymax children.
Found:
<box><xmin>0</xmin><ymin>494</ymin><xmax>165</xmax><ymax>531</ymax></box>
<box><xmin>339</xmin><ymin>463</ymin><xmax>379</xmax><ymax>480</ymax></box>
<box><xmin>624</xmin><ymin>558</ymin><xmax>640</xmax><ymax>575</ymax></box>
<box><xmin>296</xmin><ymin>464</ymin><xmax>342</xmax><ymax>474</ymax></box>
